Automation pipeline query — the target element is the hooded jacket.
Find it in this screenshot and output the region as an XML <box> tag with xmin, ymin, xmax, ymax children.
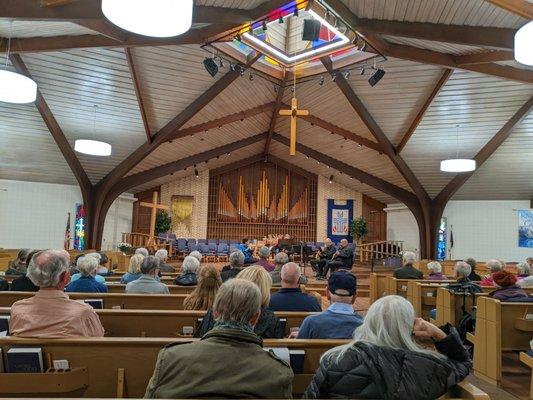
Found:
<box><xmin>303</xmin><ymin>325</ymin><xmax>471</xmax><ymax>400</ymax></box>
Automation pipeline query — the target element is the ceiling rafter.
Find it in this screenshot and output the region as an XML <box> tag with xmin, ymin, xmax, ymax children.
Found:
<box><xmin>75</xmin><ymin>19</ymin><xmax>129</xmax><ymax>42</ymax></box>
<box><xmin>454</xmin><ymin>50</ymin><xmax>515</xmax><ymax>65</ymax></box>
<box><xmin>125</xmin><ymin>47</ymin><xmax>151</xmax><ymax>144</ymax></box>
<box><xmin>396</xmin><ymin>68</ymin><xmax>453</xmax><ymax>154</ymax></box>
<box><xmin>484</xmin><ymin>0</ymin><xmax>533</xmax><ymax>19</ymax></box>
<box><xmin>264</xmin><ymin>70</ymin><xmax>288</xmax><ymax>155</ymax></box>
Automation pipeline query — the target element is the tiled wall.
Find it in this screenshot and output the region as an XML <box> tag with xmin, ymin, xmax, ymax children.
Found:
<box><xmin>160</xmin><ymin>171</ymin><xmax>209</xmax><ymax>239</ymax></box>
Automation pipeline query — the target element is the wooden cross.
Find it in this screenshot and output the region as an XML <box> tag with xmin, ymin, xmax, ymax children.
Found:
<box><xmin>279</xmin><ymin>97</ymin><xmax>309</xmax><ymax>156</ymax></box>
<box><xmin>139</xmin><ymin>192</ymin><xmax>170</xmax><ymax>237</ymax></box>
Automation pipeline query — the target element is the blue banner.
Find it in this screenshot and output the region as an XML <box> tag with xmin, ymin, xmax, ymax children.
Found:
<box><xmin>327</xmin><ymin>199</ymin><xmax>353</xmax><ymax>243</ymax></box>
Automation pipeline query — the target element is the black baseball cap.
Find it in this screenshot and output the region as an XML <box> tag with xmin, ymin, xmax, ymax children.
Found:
<box><xmin>328</xmin><ymin>271</ymin><xmax>357</xmax><ymax>296</ymax></box>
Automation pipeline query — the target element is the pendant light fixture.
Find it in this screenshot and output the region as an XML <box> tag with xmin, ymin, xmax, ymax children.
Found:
<box><xmin>75</xmin><ymin>105</ymin><xmax>112</xmax><ymax>156</ymax></box>
<box><xmin>0</xmin><ymin>23</ymin><xmax>37</xmax><ymax>104</ymax></box>
<box><xmin>440</xmin><ymin>125</ymin><xmax>476</xmax><ymax>173</ymax></box>
<box><xmin>514</xmin><ymin>21</ymin><xmax>533</xmax><ymax>66</ymax></box>
<box><xmin>101</xmin><ymin>0</ymin><xmax>193</xmax><ymax>38</ymax></box>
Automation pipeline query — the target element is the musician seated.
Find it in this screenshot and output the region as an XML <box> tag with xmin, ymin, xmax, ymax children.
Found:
<box><xmin>311</xmin><ymin>238</ymin><xmax>336</xmax><ymax>279</ymax></box>
<box><xmin>236</xmin><ymin>238</ymin><xmax>255</xmax><ymax>265</ymax></box>
<box><xmin>268</xmin><ymin>262</ymin><xmax>320</xmax><ymax>312</ymax></box>
<box><xmin>324</xmin><ymin>239</ymin><xmax>354</xmax><ymax>276</ymax></box>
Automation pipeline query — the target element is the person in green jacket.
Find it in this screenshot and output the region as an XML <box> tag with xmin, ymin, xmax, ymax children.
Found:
<box><xmin>144</xmin><ymin>278</ymin><xmax>293</xmax><ymax>399</ymax></box>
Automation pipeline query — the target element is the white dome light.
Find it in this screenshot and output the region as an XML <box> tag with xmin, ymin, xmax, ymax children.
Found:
<box><xmin>440</xmin><ymin>159</ymin><xmax>476</xmax><ymax>173</ymax></box>
<box><xmin>515</xmin><ymin>21</ymin><xmax>533</xmax><ymax>66</ymax></box>
<box><xmin>101</xmin><ymin>0</ymin><xmax>193</xmax><ymax>38</ymax></box>
<box><xmin>75</xmin><ymin>140</ymin><xmax>112</xmax><ymax>156</ymax></box>
<box><xmin>0</xmin><ymin>70</ymin><xmax>37</xmax><ymax>104</ymax></box>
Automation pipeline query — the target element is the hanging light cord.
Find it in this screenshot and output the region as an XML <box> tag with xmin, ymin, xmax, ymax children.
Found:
<box><xmin>455</xmin><ymin>124</ymin><xmax>459</xmax><ymax>159</ymax></box>
<box><xmin>4</xmin><ymin>22</ymin><xmax>13</xmax><ymax>69</ymax></box>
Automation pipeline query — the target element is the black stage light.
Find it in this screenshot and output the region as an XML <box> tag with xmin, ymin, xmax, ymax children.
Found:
<box><xmin>318</xmin><ymin>76</ymin><xmax>324</xmax><ymax>86</ymax></box>
<box><xmin>343</xmin><ymin>71</ymin><xmax>350</xmax><ymax>79</ymax></box>
<box><xmin>203</xmin><ymin>58</ymin><xmax>218</xmax><ymax>77</ymax></box>
<box><xmin>194</xmin><ymin>169</ymin><xmax>199</xmax><ymax>178</ymax></box>
<box><xmin>294</xmin><ymin>7</ymin><xmax>299</xmax><ymax>17</ymax></box>
<box><xmin>360</xmin><ymin>68</ymin><xmax>365</xmax><ymax>75</ymax></box>
<box><xmin>368</xmin><ymin>69</ymin><xmax>385</xmax><ymax>87</ymax></box>
<box><xmin>278</xmin><ymin>14</ymin><xmax>284</xmax><ymax>24</ymax></box>
<box><xmin>302</xmin><ymin>19</ymin><xmax>321</xmax><ymax>41</ymax></box>
<box><xmin>329</xmin><ymin>175</ymin><xmax>334</xmax><ymax>184</ymax></box>
<box><xmin>262</xmin><ymin>20</ymin><xmax>268</xmax><ymax>31</ymax></box>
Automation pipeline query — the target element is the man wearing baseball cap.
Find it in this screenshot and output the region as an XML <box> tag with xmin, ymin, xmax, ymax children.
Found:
<box><xmin>296</xmin><ymin>271</ymin><xmax>363</xmax><ymax>339</ymax></box>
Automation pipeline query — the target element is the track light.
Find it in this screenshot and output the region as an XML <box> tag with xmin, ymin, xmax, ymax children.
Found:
<box><xmin>278</xmin><ymin>14</ymin><xmax>283</xmax><ymax>24</ymax></box>
<box><xmin>227</xmin><ymin>152</ymin><xmax>231</xmax><ymax>156</ymax></box>
<box><xmin>318</xmin><ymin>76</ymin><xmax>324</xmax><ymax>86</ymax></box>
<box><xmin>329</xmin><ymin>175</ymin><xmax>334</xmax><ymax>184</ymax></box>
<box><xmin>235</xmin><ymin>34</ymin><xmax>241</xmax><ymax>41</ymax></box>
<box><xmin>360</xmin><ymin>68</ymin><xmax>365</xmax><ymax>75</ymax></box>
<box><xmin>361</xmin><ymin>43</ymin><xmax>367</xmax><ymax>52</ymax></box>
<box><xmin>194</xmin><ymin>169</ymin><xmax>199</xmax><ymax>178</ymax></box>
<box><xmin>249</xmin><ymin>73</ymin><xmax>254</xmax><ymax>81</ymax></box>
<box><xmin>331</xmin><ymin>73</ymin><xmax>337</xmax><ymax>82</ymax></box>
<box><xmin>294</xmin><ymin>7</ymin><xmax>298</xmax><ymax>17</ymax></box>
<box><xmin>262</xmin><ymin>20</ymin><xmax>268</xmax><ymax>31</ymax></box>
<box><xmin>343</xmin><ymin>71</ymin><xmax>350</xmax><ymax>79</ymax></box>
<box><xmin>274</xmin><ymin>85</ymin><xmax>278</xmax><ymax>93</ymax></box>
<box><xmin>306</xmin><ymin>155</ymin><xmax>310</xmax><ymax>159</ymax></box>
<box><xmin>218</xmin><ymin>57</ymin><xmax>224</xmax><ymax>68</ymax></box>
<box><xmin>203</xmin><ymin>57</ymin><xmax>218</xmax><ymax>77</ymax></box>
<box><xmin>368</xmin><ymin>68</ymin><xmax>385</xmax><ymax>87</ymax></box>
<box><xmin>230</xmin><ymin>64</ymin><xmax>236</xmax><ymax>72</ymax></box>
<box><xmin>240</xmin><ymin>67</ymin><xmax>245</xmax><ymax>77</ymax></box>
<box><xmin>325</xmin><ymin>9</ymin><xmax>330</xmax><ymax>20</ymax></box>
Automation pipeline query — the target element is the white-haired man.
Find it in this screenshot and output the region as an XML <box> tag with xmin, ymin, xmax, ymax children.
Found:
<box><xmin>393</xmin><ymin>251</ymin><xmax>423</xmax><ymax>279</ymax></box>
<box><xmin>135</xmin><ymin>247</ymin><xmax>149</xmax><ymax>257</ymax></box>
<box><xmin>126</xmin><ymin>256</ymin><xmax>169</xmax><ymax>294</ymax></box>
<box><xmin>65</xmin><ymin>256</ymin><xmax>108</xmax><ymax>293</ymax></box>
<box><xmin>155</xmin><ymin>249</ymin><xmax>175</xmax><ymax>273</ymax></box>
<box><xmin>10</xmin><ymin>250</ymin><xmax>104</xmax><ymax>338</ymax></box>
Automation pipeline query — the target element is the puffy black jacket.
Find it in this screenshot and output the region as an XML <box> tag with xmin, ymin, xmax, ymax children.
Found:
<box><xmin>303</xmin><ymin>325</ymin><xmax>471</xmax><ymax>400</ymax></box>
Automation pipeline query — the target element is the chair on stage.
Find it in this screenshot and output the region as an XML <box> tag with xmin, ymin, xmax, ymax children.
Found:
<box><xmin>199</xmin><ymin>243</ymin><xmax>216</xmax><ymax>263</ymax></box>
<box><xmin>175</xmin><ymin>239</ymin><xmax>188</xmax><ymax>260</ymax></box>
<box><xmin>229</xmin><ymin>244</ymin><xmax>239</xmax><ymax>253</ymax></box>
<box><xmin>188</xmin><ymin>243</ymin><xmax>198</xmax><ymax>253</ymax></box>
<box><xmin>197</xmin><ymin>239</ymin><xmax>207</xmax><ymax>246</ymax></box>
<box><xmin>216</xmin><ymin>243</ymin><xmax>229</xmax><ymax>262</ymax></box>
<box><xmin>207</xmin><ymin>239</ymin><xmax>218</xmax><ymax>245</ymax></box>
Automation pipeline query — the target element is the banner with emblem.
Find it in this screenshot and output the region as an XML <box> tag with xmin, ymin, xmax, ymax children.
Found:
<box><xmin>327</xmin><ymin>199</ymin><xmax>354</xmax><ymax>243</ymax></box>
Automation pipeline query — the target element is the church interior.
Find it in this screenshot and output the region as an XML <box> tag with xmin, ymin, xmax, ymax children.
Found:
<box><xmin>0</xmin><ymin>0</ymin><xmax>532</xmax><ymax>399</ymax></box>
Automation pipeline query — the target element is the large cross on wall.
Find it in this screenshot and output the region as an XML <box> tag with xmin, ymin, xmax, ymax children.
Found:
<box><xmin>139</xmin><ymin>192</ymin><xmax>169</xmax><ymax>238</ymax></box>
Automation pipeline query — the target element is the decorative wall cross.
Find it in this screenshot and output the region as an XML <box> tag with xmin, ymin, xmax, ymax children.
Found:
<box><xmin>279</xmin><ymin>97</ymin><xmax>309</xmax><ymax>156</ymax></box>
<box><xmin>139</xmin><ymin>191</ymin><xmax>170</xmax><ymax>237</ymax></box>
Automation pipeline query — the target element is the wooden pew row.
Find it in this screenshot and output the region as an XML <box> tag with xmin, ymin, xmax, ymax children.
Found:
<box><xmin>0</xmin><ymin>337</ymin><xmax>490</xmax><ymax>399</ymax></box>
<box><xmin>0</xmin><ymin>308</ymin><xmax>314</xmax><ymax>337</ymax></box>
<box><xmin>519</xmin><ymin>352</ymin><xmax>533</xmax><ymax>400</ymax></box>
<box><xmin>467</xmin><ymin>297</ymin><xmax>533</xmax><ymax>387</ymax></box>
<box><xmin>407</xmin><ymin>281</ymin><xmax>448</xmax><ymax>319</ymax></box>
<box><xmin>387</xmin><ymin>276</ymin><xmax>455</xmax><ymax>299</ymax></box>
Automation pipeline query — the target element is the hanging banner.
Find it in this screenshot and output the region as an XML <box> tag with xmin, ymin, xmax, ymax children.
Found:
<box><xmin>74</xmin><ymin>203</ymin><xmax>86</xmax><ymax>251</ymax></box>
<box><xmin>327</xmin><ymin>199</ymin><xmax>353</xmax><ymax>243</ymax></box>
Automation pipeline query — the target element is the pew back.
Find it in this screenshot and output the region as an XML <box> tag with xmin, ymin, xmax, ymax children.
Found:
<box><xmin>370</xmin><ymin>273</ymin><xmax>389</xmax><ymax>303</ymax></box>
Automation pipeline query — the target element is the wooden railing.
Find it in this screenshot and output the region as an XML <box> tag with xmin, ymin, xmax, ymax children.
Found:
<box><xmin>121</xmin><ymin>233</ymin><xmax>173</xmax><ymax>255</ymax></box>
<box><xmin>358</xmin><ymin>240</ymin><xmax>403</xmax><ymax>262</ymax></box>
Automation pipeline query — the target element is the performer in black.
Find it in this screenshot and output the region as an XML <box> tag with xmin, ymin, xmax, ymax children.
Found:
<box><xmin>310</xmin><ymin>238</ymin><xmax>336</xmax><ymax>278</ymax></box>
<box><xmin>324</xmin><ymin>238</ymin><xmax>355</xmax><ymax>277</ymax></box>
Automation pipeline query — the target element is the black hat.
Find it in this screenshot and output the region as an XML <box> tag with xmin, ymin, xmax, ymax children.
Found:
<box><xmin>328</xmin><ymin>271</ymin><xmax>357</xmax><ymax>296</ymax></box>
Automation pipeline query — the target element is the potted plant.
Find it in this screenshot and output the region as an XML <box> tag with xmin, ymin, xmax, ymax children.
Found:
<box><xmin>156</xmin><ymin>210</ymin><xmax>172</xmax><ymax>234</ymax></box>
<box><xmin>350</xmin><ymin>217</ymin><xmax>369</xmax><ymax>243</ymax></box>
<box><xmin>117</xmin><ymin>242</ymin><xmax>132</xmax><ymax>255</ymax></box>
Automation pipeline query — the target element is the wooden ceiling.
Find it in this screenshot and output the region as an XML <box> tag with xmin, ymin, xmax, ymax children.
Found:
<box><xmin>0</xmin><ymin>0</ymin><xmax>532</xmax><ymax>206</ymax></box>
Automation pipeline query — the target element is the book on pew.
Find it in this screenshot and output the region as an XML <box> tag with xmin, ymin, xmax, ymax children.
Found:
<box><xmin>76</xmin><ymin>299</ymin><xmax>103</xmax><ymax>309</ymax></box>
<box><xmin>0</xmin><ymin>349</ymin><xmax>4</xmax><ymax>373</ymax></box>
<box><xmin>279</xmin><ymin>318</ymin><xmax>287</xmax><ymax>334</ymax></box>
<box><xmin>6</xmin><ymin>348</ymin><xmax>44</xmax><ymax>373</ymax></box>
<box><xmin>263</xmin><ymin>347</ymin><xmax>305</xmax><ymax>374</ymax></box>
<box><xmin>0</xmin><ymin>315</ymin><xmax>9</xmax><ymax>336</ymax></box>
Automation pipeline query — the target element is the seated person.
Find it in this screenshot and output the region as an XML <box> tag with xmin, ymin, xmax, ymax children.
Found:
<box><xmin>5</xmin><ymin>248</ymin><xmax>31</xmax><ymax>276</ymax></box>
<box><xmin>236</xmin><ymin>238</ymin><xmax>256</xmax><ymax>264</ymax></box>
<box><xmin>311</xmin><ymin>238</ymin><xmax>336</xmax><ymax>279</ymax></box>
<box><xmin>393</xmin><ymin>251</ymin><xmax>423</xmax><ymax>279</ymax></box>
<box><xmin>444</xmin><ymin>261</ymin><xmax>482</xmax><ymax>294</ymax></box>
<box><xmin>120</xmin><ymin>254</ymin><xmax>145</xmax><ymax>284</ymax></box>
<box><xmin>254</xmin><ymin>246</ymin><xmax>275</xmax><ymax>272</ymax></box>
<box><xmin>126</xmin><ymin>256</ymin><xmax>169</xmax><ymax>294</ymax></box>
<box><xmin>174</xmin><ymin>256</ymin><xmax>200</xmax><ymax>286</ymax></box>
<box><xmin>518</xmin><ymin>275</ymin><xmax>533</xmax><ymax>288</ymax></box>
<box><xmin>65</xmin><ymin>256</ymin><xmax>108</xmax><ymax>293</ymax></box>
<box><xmin>464</xmin><ymin>257</ymin><xmax>481</xmax><ymax>281</ymax></box>
<box><xmin>188</xmin><ymin>250</ymin><xmax>203</xmax><ymax>263</ymax></box>
<box><xmin>184</xmin><ymin>265</ymin><xmax>221</xmax><ymax>311</ymax></box>
<box><xmin>0</xmin><ymin>277</ymin><xmax>8</xmax><ymax>291</ymax></box>
<box><xmin>70</xmin><ymin>252</ymin><xmax>106</xmax><ymax>284</ymax></box>
<box><xmin>10</xmin><ymin>249</ymin><xmax>40</xmax><ymax>292</ymax></box>
<box><xmin>196</xmin><ymin>266</ymin><xmax>284</xmax><ymax>339</ymax></box>
<box><xmin>220</xmin><ymin>251</ymin><xmax>245</xmax><ymax>282</ymax></box>
<box><xmin>324</xmin><ymin>239</ymin><xmax>354</xmax><ymax>276</ymax></box>
<box><xmin>135</xmin><ymin>247</ymin><xmax>150</xmax><ymax>257</ymax></box>
<box><xmin>479</xmin><ymin>259</ymin><xmax>503</xmax><ymax>286</ymax></box>
<box><xmin>297</xmin><ymin>271</ymin><xmax>363</xmax><ymax>339</ymax></box>
<box><xmin>268</xmin><ymin>262</ymin><xmax>321</xmax><ymax>312</ymax></box>
<box><xmin>145</xmin><ymin>279</ymin><xmax>293</xmax><ymax>399</ymax></box>
<box><xmin>155</xmin><ymin>249</ymin><xmax>175</xmax><ymax>273</ymax></box>
<box><xmin>425</xmin><ymin>261</ymin><xmax>446</xmax><ymax>280</ymax></box>
<box><xmin>489</xmin><ymin>270</ymin><xmax>531</xmax><ymax>301</ymax></box>
<box><xmin>516</xmin><ymin>262</ymin><xmax>531</xmax><ymax>280</ymax></box>
<box><xmin>304</xmin><ymin>295</ymin><xmax>471</xmax><ymax>399</ymax></box>
<box><xmin>96</xmin><ymin>251</ymin><xmax>111</xmax><ymax>275</ymax></box>
<box><xmin>269</xmin><ymin>252</ymin><xmax>289</xmax><ymax>285</ymax></box>
<box><xmin>10</xmin><ymin>250</ymin><xmax>104</xmax><ymax>338</ymax></box>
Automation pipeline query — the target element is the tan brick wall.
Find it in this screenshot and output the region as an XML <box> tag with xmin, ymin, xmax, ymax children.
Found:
<box><xmin>160</xmin><ymin>171</ymin><xmax>209</xmax><ymax>239</ymax></box>
<box><xmin>316</xmin><ymin>175</ymin><xmax>363</xmax><ymax>242</ymax></box>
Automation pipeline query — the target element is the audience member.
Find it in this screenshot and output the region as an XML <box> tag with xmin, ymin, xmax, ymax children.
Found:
<box><xmin>527</xmin><ymin>257</ymin><xmax>533</xmax><ymax>269</ymax></box>
<box><xmin>236</xmin><ymin>238</ymin><xmax>255</xmax><ymax>264</ymax></box>
<box><xmin>10</xmin><ymin>250</ymin><xmax>104</xmax><ymax>338</ymax></box>
<box><xmin>120</xmin><ymin>254</ymin><xmax>144</xmax><ymax>284</ymax></box>
<box><xmin>324</xmin><ymin>239</ymin><xmax>354</xmax><ymax>276</ymax></box>
<box><xmin>489</xmin><ymin>270</ymin><xmax>531</xmax><ymax>301</ymax></box>
<box><xmin>188</xmin><ymin>250</ymin><xmax>203</xmax><ymax>263</ymax></box>
<box><xmin>480</xmin><ymin>259</ymin><xmax>503</xmax><ymax>286</ymax></box>
<box><xmin>145</xmin><ymin>279</ymin><xmax>293</xmax><ymax>398</ymax></box>
<box><xmin>5</xmin><ymin>248</ymin><xmax>31</xmax><ymax>275</ymax></box>
<box><xmin>96</xmin><ymin>251</ymin><xmax>111</xmax><ymax>275</ymax></box>
<box><xmin>447</xmin><ymin>261</ymin><xmax>482</xmax><ymax>293</ymax></box>
<box><xmin>516</xmin><ymin>262</ymin><xmax>531</xmax><ymax>280</ymax></box>
<box><xmin>184</xmin><ymin>265</ymin><xmax>221</xmax><ymax>311</ymax></box>
<box><xmin>10</xmin><ymin>249</ymin><xmax>40</xmax><ymax>292</ymax></box>
<box><xmin>518</xmin><ymin>275</ymin><xmax>533</xmax><ymax>288</ymax></box>
<box><xmin>155</xmin><ymin>249</ymin><xmax>175</xmax><ymax>273</ymax></box>
<box><xmin>135</xmin><ymin>247</ymin><xmax>149</xmax><ymax>257</ymax></box>
<box><xmin>254</xmin><ymin>246</ymin><xmax>275</xmax><ymax>272</ymax></box>
<box><xmin>65</xmin><ymin>256</ymin><xmax>108</xmax><ymax>293</ymax></box>
<box><xmin>269</xmin><ymin>262</ymin><xmax>321</xmax><ymax>312</ymax></box>
<box><xmin>126</xmin><ymin>256</ymin><xmax>169</xmax><ymax>294</ymax></box>
<box><xmin>311</xmin><ymin>238</ymin><xmax>336</xmax><ymax>278</ymax></box>
<box><xmin>393</xmin><ymin>251</ymin><xmax>423</xmax><ymax>279</ymax></box>
<box><xmin>425</xmin><ymin>261</ymin><xmax>446</xmax><ymax>280</ymax></box>
<box><xmin>71</xmin><ymin>252</ymin><xmax>106</xmax><ymax>284</ymax></box>
<box><xmin>220</xmin><ymin>251</ymin><xmax>245</xmax><ymax>282</ymax></box>
<box><xmin>303</xmin><ymin>295</ymin><xmax>471</xmax><ymax>399</ymax></box>
<box><xmin>270</xmin><ymin>252</ymin><xmax>289</xmax><ymax>285</ymax></box>
<box><xmin>0</xmin><ymin>277</ymin><xmax>8</xmax><ymax>291</ymax></box>
<box><xmin>464</xmin><ymin>258</ymin><xmax>481</xmax><ymax>281</ymax></box>
<box><xmin>297</xmin><ymin>271</ymin><xmax>363</xmax><ymax>339</ymax></box>
<box><xmin>174</xmin><ymin>256</ymin><xmax>200</xmax><ymax>286</ymax></box>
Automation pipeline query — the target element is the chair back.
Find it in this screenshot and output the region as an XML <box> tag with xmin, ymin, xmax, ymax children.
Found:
<box><xmin>199</xmin><ymin>243</ymin><xmax>210</xmax><ymax>254</ymax></box>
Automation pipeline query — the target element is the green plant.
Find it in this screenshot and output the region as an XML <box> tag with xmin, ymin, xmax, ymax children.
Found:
<box><xmin>155</xmin><ymin>210</ymin><xmax>171</xmax><ymax>234</ymax></box>
<box><xmin>350</xmin><ymin>217</ymin><xmax>369</xmax><ymax>242</ymax></box>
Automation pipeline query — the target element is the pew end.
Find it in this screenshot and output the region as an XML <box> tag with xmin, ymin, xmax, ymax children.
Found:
<box><xmin>440</xmin><ymin>381</ymin><xmax>490</xmax><ymax>400</ymax></box>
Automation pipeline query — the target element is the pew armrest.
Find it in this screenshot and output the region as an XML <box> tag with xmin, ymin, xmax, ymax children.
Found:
<box><xmin>514</xmin><ymin>318</ymin><xmax>533</xmax><ymax>332</ymax></box>
<box><xmin>440</xmin><ymin>381</ymin><xmax>490</xmax><ymax>400</ymax></box>
<box><xmin>520</xmin><ymin>351</ymin><xmax>533</xmax><ymax>368</ymax></box>
<box><xmin>466</xmin><ymin>332</ymin><xmax>476</xmax><ymax>344</ymax></box>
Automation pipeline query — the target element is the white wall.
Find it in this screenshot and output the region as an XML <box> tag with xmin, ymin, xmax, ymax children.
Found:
<box><xmin>0</xmin><ymin>179</ymin><xmax>133</xmax><ymax>250</ymax></box>
<box><xmin>386</xmin><ymin>200</ymin><xmax>533</xmax><ymax>262</ymax></box>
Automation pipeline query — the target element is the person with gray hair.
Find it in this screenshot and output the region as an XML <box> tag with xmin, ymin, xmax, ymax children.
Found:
<box><xmin>10</xmin><ymin>250</ymin><xmax>104</xmax><ymax>338</ymax></box>
<box><xmin>154</xmin><ymin>249</ymin><xmax>175</xmax><ymax>273</ymax></box>
<box><xmin>464</xmin><ymin>258</ymin><xmax>481</xmax><ymax>281</ymax></box>
<box><xmin>269</xmin><ymin>251</ymin><xmax>307</xmax><ymax>285</ymax></box>
<box><xmin>393</xmin><ymin>251</ymin><xmax>423</xmax><ymax>279</ymax></box>
<box><xmin>135</xmin><ymin>247</ymin><xmax>149</xmax><ymax>257</ymax></box>
<box><xmin>517</xmin><ymin>262</ymin><xmax>531</xmax><ymax>280</ymax></box>
<box><xmin>70</xmin><ymin>253</ymin><xmax>106</xmax><ymax>284</ymax></box>
<box><xmin>480</xmin><ymin>259</ymin><xmax>503</xmax><ymax>286</ymax></box>
<box><xmin>65</xmin><ymin>256</ymin><xmax>108</xmax><ymax>293</ymax></box>
<box><xmin>145</xmin><ymin>279</ymin><xmax>293</xmax><ymax>399</ymax></box>
<box><xmin>220</xmin><ymin>250</ymin><xmax>245</xmax><ymax>282</ymax></box>
<box><xmin>126</xmin><ymin>256</ymin><xmax>169</xmax><ymax>294</ymax></box>
<box><xmin>188</xmin><ymin>250</ymin><xmax>203</xmax><ymax>263</ymax></box>
<box><xmin>304</xmin><ymin>295</ymin><xmax>471</xmax><ymax>399</ymax></box>
<box><xmin>174</xmin><ymin>256</ymin><xmax>200</xmax><ymax>286</ymax></box>
<box><xmin>6</xmin><ymin>248</ymin><xmax>31</xmax><ymax>275</ymax></box>
<box><xmin>254</xmin><ymin>245</ymin><xmax>275</xmax><ymax>272</ymax></box>
<box><xmin>425</xmin><ymin>261</ymin><xmax>445</xmax><ymax>281</ymax></box>
<box><xmin>269</xmin><ymin>262</ymin><xmax>321</xmax><ymax>312</ymax></box>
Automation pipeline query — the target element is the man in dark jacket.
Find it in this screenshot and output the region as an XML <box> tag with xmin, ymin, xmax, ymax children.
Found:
<box><xmin>394</xmin><ymin>251</ymin><xmax>423</xmax><ymax>279</ymax></box>
<box><xmin>220</xmin><ymin>251</ymin><xmax>245</xmax><ymax>282</ymax></box>
<box><xmin>145</xmin><ymin>279</ymin><xmax>293</xmax><ymax>398</ymax></box>
<box><xmin>269</xmin><ymin>262</ymin><xmax>321</xmax><ymax>312</ymax></box>
<box><xmin>464</xmin><ymin>257</ymin><xmax>482</xmax><ymax>281</ymax></box>
<box><xmin>324</xmin><ymin>239</ymin><xmax>354</xmax><ymax>277</ymax></box>
<box><xmin>311</xmin><ymin>238</ymin><xmax>336</xmax><ymax>278</ymax></box>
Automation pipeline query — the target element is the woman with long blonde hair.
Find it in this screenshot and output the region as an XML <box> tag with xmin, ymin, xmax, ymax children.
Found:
<box><xmin>183</xmin><ymin>265</ymin><xmax>221</xmax><ymax>311</ymax></box>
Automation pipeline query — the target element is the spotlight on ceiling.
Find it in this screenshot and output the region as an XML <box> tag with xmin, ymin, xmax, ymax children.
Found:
<box><xmin>75</xmin><ymin>139</ymin><xmax>112</xmax><ymax>156</ymax></box>
<box><xmin>249</xmin><ymin>73</ymin><xmax>254</xmax><ymax>81</ymax></box>
<box><xmin>331</xmin><ymin>73</ymin><xmax>337</xmax><ymax>82</ymax></box>
<box><xmin>278</xmin><ymin>14</ymin><xmax>284</xmax><ymax>24</ymax></box>
<box><xmin>230</xmin><ymin>64</ymin><xmax>236</xmax><ymax>72</ymax></box>
<box><xmin>101</xmin><ymin>0</ymin><xmax>193</xmax><ymax>37</ymax></box>
<box><xmin>318</xmin><ymin>76</ymin><xmax>324</xmax><ymax>86</ymax></box>
<box><xmin>515</xmin><ymin>21</ymin><xmax>533</xmax><ymax>66</ymax></box>
<box><xmin>218</xmin><ymin>57</ymin><xmax>224</xmax><ymax>68</ymax></box>
<box><xmin>368</xmin><ymin>69</ymin><xmax>385</xmax><ymax>87</ymax></box>
<box><xmin>343</xmin><ymin>71</ymin><xmax>350</xmax><ymax>79</ymax></box>
<box><xmin>262</xmin><ymin>20</ymin><xmax>268</xmax><ymax>31</ymax></box>
<box><xmin>240</xmin><ymin>67</ymin><xmax>245</xmax><ymax>77</ymax></box>
<box><xmin>360</xmin><ymin>68</ymin><xmax>365</xmax><ymax>75</ymax></box>
<box><xmin>203</xmin><ymin>57</ymin><xmax>218</xmax><ymax>77</ymax></box>
<box><xmin>361</xmin><ymin>43</ymin><xmax>367</xmax><ymax>52</ymax></box>
<box><xmin>329</xmin><ymin>175</ymin><xmax>334</xmax><ymax>184</ymax></box>
<box><xmin>274</xmin><ymin>85</ymin><xmax>278</xmax><ymax>93</ymax></box>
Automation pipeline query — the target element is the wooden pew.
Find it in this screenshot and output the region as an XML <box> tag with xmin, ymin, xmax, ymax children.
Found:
<box><xmin>468</xmin><ymin>297</ymin><xmax>533</xmax><ymax>386</ymax></box>
<box><xmin>105</xmin><ymin>283</ymin><xmax>194</xmax><ymax>295</ymax></box>
<box><xmin>385</xmin><ymin>276</ymin><xmax>455</xmax><ymax>299</ymax></box>
<box><xmin>407</xmin><ymin>281</ymin><xmax>449</xmax><ymax>319</ymax></box>
<box><xmin>519</xmin><ymin>352</ymin><xmax>533</xmax><ymax>400</ymax></box>
<box><xmin>370</xmin><ymin>272</ymin><xmax>389</xmax><ymax>303</ymax></box>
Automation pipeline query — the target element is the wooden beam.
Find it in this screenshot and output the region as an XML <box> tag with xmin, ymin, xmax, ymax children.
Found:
<box><xmin>41</xmin><ymin>0</ymin><xmax>76</xmax><ymax>6</ymax></box>
<box><xmin>396</xmin><ymin>69</ymin><xmax>453</xmax><ymax>154</ymax></box>
<box><xmin>484</xmin><ymin>0</ymin><xmax>533</xmax><ymax>19</ymax></box>
<box><xmin>264</xmin><ymin>71</ymin><xmax>288</xmax><ymax>155</ymax></box>
<box><xmin>125</xmin><ymin>47</ymin><xmax>151</xmax><ymax>143</ymax></box>
<box><xmin>75</xmin><ymin>19</ymin><xmax>129</xmax><ymax>42</ymax></box>
<box><xmin>454</xmin><ymin>50</ymin><xmax>515</xmax><ymax>65</ymax></box>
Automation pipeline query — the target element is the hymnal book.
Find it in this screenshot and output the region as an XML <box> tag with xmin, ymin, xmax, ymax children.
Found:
<box><xmin>279</xmin><ymin>318</ymin><xmax>287</xmax><ymax>335</ymax></box>
<box><xmin>264</xmin><ymin>347</ymin><xmax>290</xmax><ymax>365</ymax></box>
<box><xmin>84</xmin><ymin>299</ymin><xmax>103</xmax><ymax>309</ymax></box>
<box><xmin>0</xmin><ymin>315</ymin><xmax>9</xmax><ymax>336</ymax></box>
<box><xmin>289</xmin><ymin>350</ymin><xmax>306</xmax><ymax>374</ymax></box>
<box><xmin>6</xmin><ymin>347</ymin><xmax>44</xmax><ymax>373</ymax></box>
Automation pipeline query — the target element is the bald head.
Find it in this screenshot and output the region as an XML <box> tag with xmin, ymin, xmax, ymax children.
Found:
<box><xmin>339</xmin><ymin>239</ymin><xmax>348</xmax><ymax>248</ymax></box>
<box><xmin>324</xmin><ymin>238</ymin><xmax>332</xmax><ymax>246</ymax></box>
<box><xmin>281</xmin><ymin>262</ymin><xmax>301</xmax><ymax>288</ymax></box>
